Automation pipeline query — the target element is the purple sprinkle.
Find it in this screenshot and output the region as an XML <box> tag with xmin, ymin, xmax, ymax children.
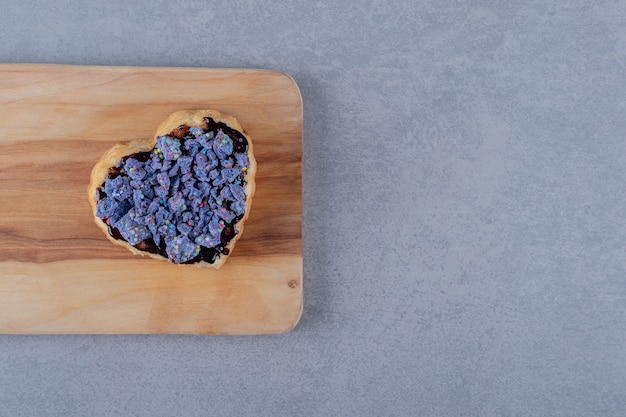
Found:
<box><xmin>195</xmin><ymin>234</ymin><xmax>221</xmax><ymax>248</ymax></box>
<box><xmin>210</xmin><ymin>170</ymin><xmax>225</xmax><ymax>186</ymax></box>
<box><xmin>177</xmin><ymin>223</ymin><xmax>192</xmax><ymax>236</ymax></box>
<box><xmin>105</xmin><ymin>176</ymin><xmax>132</xmax><ymax>200</ymax></box>
<box><xmin>155</xmin><ymin>207</ymin><xmax>169</xmax><ymax>225</ymax></box>
<box><xmin>181</xmin><ymin>172</ymin><xmax>193</xmax><ymax>183</ymax></box>
<box><xmin>110</xmin><ymin>199</ymin><xmax>132</xmax><ymax>225</ymax></box>
<box><xmin>194</xmin><ymin>168</ymin><xmax>209</xmax><ymax>182</ymax></box>
<box><xmin>132</xmin><ymin>189</ymin><xmax>145</xmax><ymax>209</ymax></box>
<box><xmin>197</xmin><ymin>131</ymin><xmax>214</xmax><ymax>148</ymax></box>
<box><xmin>141</xmin><ymin>184</ymin><xmax>155</xmax><ymax>199</ymax></box>
<box><xmin>184</xmin><ymin>185</ymin><xmax>201</xmax><ymax>200</ymax></box>
<box><xmin>235</xmin><ymin>153</ymin><xmax>248</xmax><ymax>168</ymax></box>
<box><xmin>134</xmin><ymin>213</ymin><xmax>147</xmax><ymax>225</ymax></box>
<box><xmin>165</xmin><ymin>235</ymin><xmax>199</xmax><ymax>263</ymax></box>
<box><xmin>206</xmin><ymin>150</ymin><xmax>219</xmax><ymax>169</ymax></box>
<box><xmin>116</xmin><ymin>212</ymin><xmax>151</xmax><ymax>245</ymax></box>
<box><xmin>231</xmin><ymin>200</ymin><xmax>246</xmax><ymax>216</ymax></box>
<box><xmin>208</xmin><ymin>216</ymin><xmax>224</xmax><ymax>237</ymax></box>
<box><xmin>170</xmin><ymin>176</ymin><xmax>180</xmax><ymax>193</ymax></box>
<box><xmin>158</xmin><ymin>223</ymin><xmax>177</xmax><ymax>239</ymax></box>
<box><xmin>167</xmin><ymin>192</ymin><xmax>187</xmax><ymax>213</ymax></box>
<box><xmin>184</xmin><ymin>137</ymin><xmax>199</xmax><ymax>149</ymax></box>
<box><xmin>150</xmin><ymin>157</ymin><xmax>162</xmax><ymax>171</ymax></box>
<box><xmin>220</xmin><ymin>186</ymin><xmax>234</xmax><ymax>201</ymax></box>
<box><xmin>222</xmin><ymin>157</ymin><xmax>234</xmax><ymax>169</ymax></box>
<box><xmin>212</xmin><ymin>134</ymin><xmax>232</xmax><ymax>159</ymax></box>
<box><xmin>144</xmin><ymin>162</ymin><xmax>155</xmax><ymax>174</ymax></box>
<box><xmin>160</xmin><ymin>160</ymin><xmax>171</xmax><ymax>172</ymax></box>
<box><xmin>145</xmin><ymin>214</ymin><xmax>157</xmax><ymax>233</ymax></box>
<box><xmin>155</xmin><ymin>186</ymin><xmax>169</xmax><ymax>198</ymax></box>
<box><xmin>229</xmin><ymin>184</ymin><xmax>246</xmax><ymax>202</ymax></box>
<box><xmin>156</xmin><ymin>136</ymin><xmax>182</xmax><ymax>161</ymax></box>
<box><xmin>168</xmin><ymin>161</ymin><xmax>180</xmax><ymax>177</ymax></box>
<box><xmin>189</xmin><ymin>127</ymin><xmax>204</xmax><ymax>138</ymax></box>
<box><xmin>156</xmin><ymin>172</ymin><xmax>170</xmax><ymax>189</ymax></box>
<box><xmin>96</xmin><ymin>197</ymin><xmax>117</xmax><ymax>218</ymax></box>
<box><xmin>215</xmin><ymin>207</ymin><xmax>235</xmax><ymax>223</ymax></box>
<box><xmin>194</xmin><ymin>152</ymin><xmax>207</xmax><ymax>167</ymax></box>
<box><xmin>197</xmin><ymin>182</ymin><xmax>212</xmax><ymax>198</ymax></box>
<box><xmin>178</xmin><ymin>156</ymin><xmax>192</xmax><ymax>174</ymax></box>
<box><xmin>124</xmin><ymin>158</ymin><xmax>146</xmax><ymax>180</ymax></box>
<box><xmin>221</xmin><ymin>168</ymin><xmax>240</xmax><ymax>182</ymax></box>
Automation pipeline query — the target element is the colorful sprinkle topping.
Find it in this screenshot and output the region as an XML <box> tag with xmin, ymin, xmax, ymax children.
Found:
<box><xmin>96</xmin><ymin>119</ymin><xmax>250</xmax><ymax>264</ymax></box>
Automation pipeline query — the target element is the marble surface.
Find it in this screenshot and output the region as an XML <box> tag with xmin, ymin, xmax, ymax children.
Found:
<box><xmin>1</xmin><ymin>1</ymin><xmax>625</xmax><ymax>415</ymax></box>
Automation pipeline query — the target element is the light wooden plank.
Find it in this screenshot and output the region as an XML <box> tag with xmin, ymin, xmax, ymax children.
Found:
<box><xmin>0</xmin><ymin>64</ymin><xmax>302</xmax><ymax>334</ymax></box>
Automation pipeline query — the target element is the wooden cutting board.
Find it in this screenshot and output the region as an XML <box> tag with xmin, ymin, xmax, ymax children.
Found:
<box><xmin>0</xmin><ymin>64</ymin><xmax>302</xmax><ymax>334</ymax></box>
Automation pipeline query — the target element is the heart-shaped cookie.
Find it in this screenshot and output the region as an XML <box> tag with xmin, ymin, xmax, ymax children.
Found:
<box><xmin>88</xmin><ymin>109</ymin><xmax>256</xmax><ymax>268</ymax></box>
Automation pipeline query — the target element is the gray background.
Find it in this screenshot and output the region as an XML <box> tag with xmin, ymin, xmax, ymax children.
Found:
<box><xmin>1</xmin><ymin>0</ymin><xmax>625</xmax><ymax>416</ymax></box>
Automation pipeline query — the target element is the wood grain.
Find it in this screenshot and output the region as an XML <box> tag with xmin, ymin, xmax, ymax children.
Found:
<box><xmin>0</xmin><ymin>64</ymin><xmax>302</xmax><ymax>334</ymax></box>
